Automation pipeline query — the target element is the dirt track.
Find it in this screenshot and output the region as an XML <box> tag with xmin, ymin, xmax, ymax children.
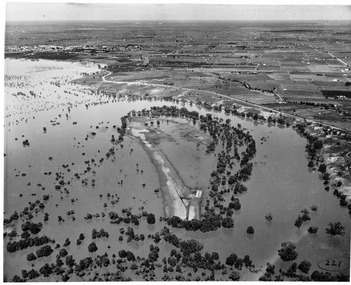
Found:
<box><xmin>101</xmin><ymin>71</ymin><xmax>350</xmax><ymax>132</ymax></box>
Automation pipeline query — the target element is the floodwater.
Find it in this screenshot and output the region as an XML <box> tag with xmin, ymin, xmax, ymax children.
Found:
<box><xmin>4</xmin><ymin>59</ymin><xmax>350</xmax><ymax>281</ymax></box>
<box><xmin>152</xmin><ymin>110</ymin><xmax>350</xmax><ymax>279</ymax></box>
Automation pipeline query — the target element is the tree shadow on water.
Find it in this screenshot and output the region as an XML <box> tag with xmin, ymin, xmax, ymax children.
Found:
<box><xmin>222</xmin><ymin>227</ymin><xmax>234</xmax><ymax>237</ymax></box>
<box><xmin>247</xmin><ymin>233</ymin><xmax>254</xmax><ymax>240</ymax></box>
<box><xmin>147</xmin><ymin>224</ymin><xmax>155</xmax><ymax>232</ymax></box>
<box><xmin>327</xmin><ymin>236</ymin><xmax>343</xmax><ymax>250</ymax></box>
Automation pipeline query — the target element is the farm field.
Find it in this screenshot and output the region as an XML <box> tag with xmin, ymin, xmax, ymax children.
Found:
<box><xmin>4</xmin><ymin>16</ymin><xmax>351</xmax><ymax>282</ymax></box>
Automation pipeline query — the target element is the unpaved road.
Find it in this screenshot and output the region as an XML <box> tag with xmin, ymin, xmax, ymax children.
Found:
<box><xmin>101</xmin><ymin>71</ymin><xmax>349</xmax><ymax>132</ymax></box>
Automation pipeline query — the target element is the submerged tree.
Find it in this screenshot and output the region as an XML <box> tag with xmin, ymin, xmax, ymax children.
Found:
<box><xmin>26</xmin><ymin>253</ymin><xmax>37</xmax><ymax>261</ymax></box>
<box><xmin>88</xmin><ymin>242</ymin><xmax>98</xmax><ymax>253</ymax></box>
<box><xmin>226</xmin><ymin>253</ymin><xmax>238</xmax><ymax>266</ymax></box>
<box><xmin>318</xmin><ymin>163</ymin><xmax>327</xmax><ymax>173</ymax></box>
<box><xmin>221</xmin><ymin>217</ymin><xmax>234</xmax><ymax>228</ymax></box>
<box><xmin>36</xmin><ymin>245</ymin><xmax>53</xmax><ymax>258</ymax></box>
<box><xmin>325</xmin><ymin>222</ymin><xmax>345</xmax><ymax>236</ymax></box>
<box><xmin>147</xmin><ymin>213</ymin><xmax>156</xmax><ymax>224</ymax></box>
<box><xmin>278</xmin><ymin>241</ymin><xmax>298</xmax><ymax>262</ymax></box>
<box><xmin>265</xmin><ymin>212</ymin><xmax>273</xmax><ymax>222</ymax></box>
<box><xmin>307</xmin><ymin>226</ymin><xmax>319</xmax><ymax>234</ymax></box>
<box><xmin>229</xmin><ymin>271</ymin><xmax>240</xmax><ymax>281</ymax></box>
<box><xmin>246</xmin><ymin>226</ymin><xmax>254</xmax><ymax>234</ymax></box>
<box><xmin>298</xmin><ymin>260</ymin><xmax>312</xmax><ymax>274</ymax></box>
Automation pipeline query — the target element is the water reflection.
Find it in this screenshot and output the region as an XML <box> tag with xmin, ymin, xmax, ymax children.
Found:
<box><xmin>327</xmin><ymin>236</ymin><xmax>343</xmax><ymax>250</ymax></box>
<box><xmin>222</xmin><ymin>228</ymin><xmax>234</xmax><ymax>236</ymax></box>
<box><xmin>4</xmin><ymin>59</ymin><xmax>350</xmax><ymax>280</ymax></box>
<box><xmin>147</xmin><ymin>224</ymin><xmax>155</xmax><ymax>232</ymax></box>
<box><xmin>128</xmin><ymin>241</ymin><xmax>141</xmax><ymax>251</ymax></box>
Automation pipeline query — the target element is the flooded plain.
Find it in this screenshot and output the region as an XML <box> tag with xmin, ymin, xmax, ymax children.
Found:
<box><xmin>3</xmin><ymin>59</ymin><xmax>350</xmax><ymax>281</ymax></box>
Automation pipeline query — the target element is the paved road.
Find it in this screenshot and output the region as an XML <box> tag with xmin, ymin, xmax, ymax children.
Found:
<box><xmin>101</xmin><ymin>71</ymin><xmax>349</xmax><ymax>132</ymax></box>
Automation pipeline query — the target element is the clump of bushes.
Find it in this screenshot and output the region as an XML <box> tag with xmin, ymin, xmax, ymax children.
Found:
<box><xmin>278</xmin><ymin>241</ymin><xmax>298</xmax><ymax>262</ymax></box>
<box><xmin>246</xmin><ymin>226</ymin><xmax>254</xmax><ymax>234</ymax></box>
<box><xmin>36</xmin><ymin>245</ymin><xmax>53</xmax><ymax>258</ymax></box>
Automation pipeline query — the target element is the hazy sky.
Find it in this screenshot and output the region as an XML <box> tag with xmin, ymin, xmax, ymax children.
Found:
<box><xmin>5</xmin><ymin>1</ymin><xmax>351</xmax><ymax>22</ymax></box>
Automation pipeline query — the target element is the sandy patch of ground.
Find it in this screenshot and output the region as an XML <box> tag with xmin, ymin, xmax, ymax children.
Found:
<box><xmin>128</xmin><ymin>119</ymin><xmax>189</xmax><ymax>219</ymax></box>
<box><xmin>326</xmin><ymin>156</ymin><xmax>338</xmax><ymax>163</ymax></box>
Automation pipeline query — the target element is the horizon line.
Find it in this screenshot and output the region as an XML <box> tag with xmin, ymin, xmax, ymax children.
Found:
<box><xmin>6</xmin><ymin>19</ymin><xmax>351</xmax><ymax>23</ymax></box>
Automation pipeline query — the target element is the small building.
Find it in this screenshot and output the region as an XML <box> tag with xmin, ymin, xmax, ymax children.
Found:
<box><xmin>335</xmin><ymin>95</ymin><xmax>346</xmax><ymax>100</ymax></box>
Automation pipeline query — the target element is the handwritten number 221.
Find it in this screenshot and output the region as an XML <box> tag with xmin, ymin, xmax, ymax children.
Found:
<box><xmin>325</xmin><ymin>260</ymin><xmax>342</xmax><ymax>267</ymax></box>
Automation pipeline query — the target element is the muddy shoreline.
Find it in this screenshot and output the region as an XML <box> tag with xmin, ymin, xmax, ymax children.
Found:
<box><xmin>127</xmin><ymin>117</ymin><xmax>203</xmax><ymax>220</ymax></box>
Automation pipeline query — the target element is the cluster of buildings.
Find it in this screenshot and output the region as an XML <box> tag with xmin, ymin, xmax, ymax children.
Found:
<box><xmin>5</xmin><ymin>44</ymin><xmax>143</xmax><ymax>54</ymax></box>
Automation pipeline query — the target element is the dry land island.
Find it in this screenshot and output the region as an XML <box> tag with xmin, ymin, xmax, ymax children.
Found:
<box><xmin>3</xmin><ymin>21</ymin><xmax>351</xmax><ymax>281</ymax></box>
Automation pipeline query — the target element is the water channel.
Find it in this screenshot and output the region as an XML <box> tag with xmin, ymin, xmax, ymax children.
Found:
<box><xmin>4</xmin><ymin>59</ymin><xmax>350</xmax><ymax>280</ymax></box>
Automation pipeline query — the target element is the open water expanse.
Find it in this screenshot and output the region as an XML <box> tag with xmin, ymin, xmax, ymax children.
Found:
<box><xmin>4</xmin><ymin>58</ymin><xmax>350</xmax><ymax>281</ymax></box>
